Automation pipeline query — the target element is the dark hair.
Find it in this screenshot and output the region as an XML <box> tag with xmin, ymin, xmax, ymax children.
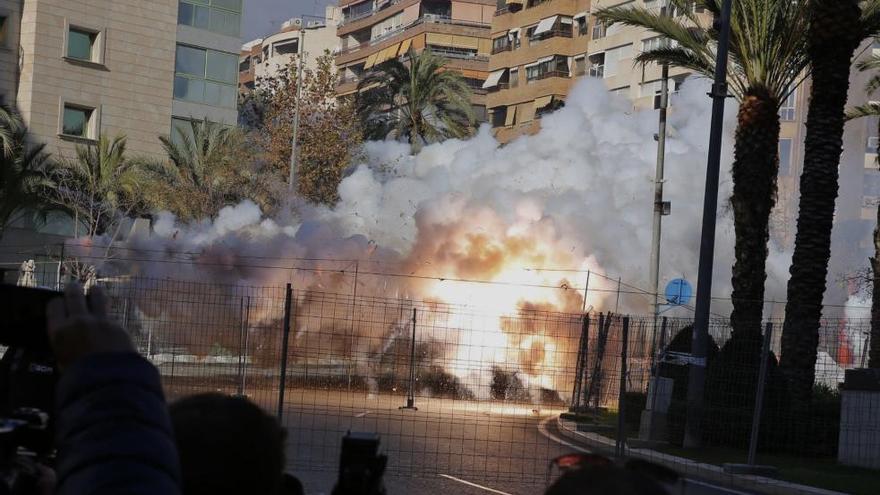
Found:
<box><xmin>170</xmin><ymin>393</ymin><xmax>287</xmax><ymax>495</ymax></box>
<box><xmin>545</xmin><ymin>465</ymin><xmax>668</xmax><ymax>495</ymax></box>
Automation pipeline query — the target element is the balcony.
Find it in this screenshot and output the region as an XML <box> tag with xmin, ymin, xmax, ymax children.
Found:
<box><xmin>528</xmin><ymin>70</ymin><xmax>570</xmax><ymax>82</ymax></box>
<box><xmin>491</xmin><ymin>43</ymin><xmax>512</xmax><ymax>55</ymax></box>
<box><xmin>337</xmin><ymin>14</ymin><xmax>491</xmax><ymax>56</ymax></box>
<box><xmin>425</xmin><ymin>47</ymin><xmax>489</xmax><ymax>62</ymax></box>
<box><xmin>530</xmin><ymin>27</ymin><xmax>573</xmax><ymax>43</ymax></box>
<box><xmin>340</xmin><ymin>0</ymin><xmax>405</xmax><ymax>26</ymax></box>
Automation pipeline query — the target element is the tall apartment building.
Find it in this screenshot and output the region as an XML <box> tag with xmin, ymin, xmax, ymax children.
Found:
<box><xmin>335</xmin><ymin>0</ymin><xmax>496</xmax><ymax>121</ymax></box>
<box><xmin>0</xmin><ymin>0</ymin><xmax>241</xmax><ymax>160</ymax></box>
<box><xmin>240</xmin><ymin>6</ymin><xmax>342</xmax><ymax>92</ymax></box>
<box><xmin>485</xmin><ymin>0</ymin><xmax>591</xmax><ymax>143</ymax></box>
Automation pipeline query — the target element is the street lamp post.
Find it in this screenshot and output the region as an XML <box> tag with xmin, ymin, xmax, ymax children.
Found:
<box><xmin>289</xmin><ymin>29</ymin><xmax>305</xmax><ymax>192</ymax></box>
<box><xmin>683</xmin><ymin>0</ymin><xmax>733</xmax><ymax>449</ymax></box>
<box><xmin>649</xmin><ymin>62</ymin><xmax>670</xmax><ymax>353</ymax></box>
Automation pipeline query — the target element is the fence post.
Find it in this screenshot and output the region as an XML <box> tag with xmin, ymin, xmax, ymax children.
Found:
<box><xmin>400</xmin><ymin>308</ymin><xmax>418</xmax><ymax>410</ymax></box>
<box><xmin>570</xmin><ymin>314</ymin><xmax>590</xmax><ymax>412</ymax></box>
<box><xmin>747</xmin><ymin>322</ymin><xmax>773</xmax><ymax>466</ymax></box>
<box><xmin>277</xmin><ymin>284</ymin><xmax>293</xmax><ymax>422</ymax></box>
<box><xmin>238</xmin><ymin>297</ymin><xmax>246</xmax><ymax>396</ymax></box>
<box><xmin>616</xmin><ymin>316</ymin><xmax>630</xmax><ymax>458</ymax></box>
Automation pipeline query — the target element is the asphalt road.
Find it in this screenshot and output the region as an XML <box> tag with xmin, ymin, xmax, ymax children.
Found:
<box><xmin>276</xmin><ymin>389</ymin><xmax>752</xmax><ymax>495</ymax></box>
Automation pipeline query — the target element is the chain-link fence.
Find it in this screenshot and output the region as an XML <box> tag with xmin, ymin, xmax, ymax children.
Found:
<box><xmin>73</xmin><ymin>276</ymin><xmax>877</xmax><ymax>491</ymax></box>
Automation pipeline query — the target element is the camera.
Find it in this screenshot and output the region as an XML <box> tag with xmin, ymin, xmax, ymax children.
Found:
<box><xmin>0</xmin><ymin>285</ymin><xmax>61</xmax><ymax>494</ymax></box>
<box><xmin>332</xmin><ymin>431</ymin><xmax>388</xmax><ymax>495</ymax></box>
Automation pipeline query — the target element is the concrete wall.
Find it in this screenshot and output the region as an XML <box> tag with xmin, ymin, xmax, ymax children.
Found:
<box><xmin>0</xmin><ymin>0</ymin><xmax>21</xmax><ymax>105</ymax></box>
<box><xmin>15</xmin><ymin>0</ymin><xmax>178</xmax><ymax>159</ymax></box>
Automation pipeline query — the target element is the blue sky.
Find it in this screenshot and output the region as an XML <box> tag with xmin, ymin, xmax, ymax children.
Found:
<box><xmin>243</xmin><ymin>0</ymin><xmax>335</xmax><ymax>40</ymax></box>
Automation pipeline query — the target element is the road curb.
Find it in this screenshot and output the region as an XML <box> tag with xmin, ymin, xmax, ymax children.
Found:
<box><xmin>554</xmin><ymin>416</ymin><xmax>848</xmax><ymax>495</ymax></box>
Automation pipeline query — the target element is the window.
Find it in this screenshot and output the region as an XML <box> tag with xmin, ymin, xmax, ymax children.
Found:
<box><xmin>779</xmin><ymin>88</ymin><xmax>797</xmax><ymax>121</ymax></box>
<box><xmin>179</xmin><ymin>0</ymin><xmax>241</xmax><ymax>37</ymax></box>
<box><xmin>509</xmin><ymin>68</ymin><xmax>519</xmax><ymax>87</ymax></box>
<box><xmin>170</xmin><ymin>117</ymin><xmax>195</xmax><ymax>147</ymax></box>
<box><xmin>574</xmin><ymin>56</ymin><xmax>586</xmax><ymax>76</ymax></box>
<box><xmin>174</xmin><ymin>44</ymin><xmax>238</xmax><ymax>108</ymax></box>
<box><xmin>589</xmin><ymin>53</ymin><xmax>605</xmax><ymax>78</ymax></box>
<box><xmin>576</xmin><ymin>16</ymin><xmax>587</xmax><ymax>36</ymax></box>
<box><xmin>592</xmin><ymin>18</ymin><xmax>606</xmax><ymax>40</ymax></box>
<box><xmin>779</xmin><ymin>138</ymin><xmax>792</xmax><ymax>176</ymax></box>
<box><xmin>603</xmin><ymin>44</ymin><xmax>632</xmax><ymax>77</ymax></box>
<box><xmin>510</xmin><ymin>30</ymin><xmax>521</xmax><ymax>49</ymax></box>
<box><xmin>62</xmin><ymin>104</ymin><xmax>95</xmax><ymax>139</ymax></box>
<box><xmin>274</xmin><ymin>40</ymin><xmax>298</xmax><ymax>55</ymax></box>
<box><xmin>491</xmin><ymin>107</ymin><xmax>507</xmax><ymax>128</ymax></box>
<box><xmin>642</xmin><ymin>36</ymin><xmax>667</xmax><ymax>52</ymax></box>
<box><xmin>492</xmin><ymin>36</ymin><xmax>510</xmax><ymax>54</ymax></box>
<box><xmin>867</xmin><ymin>117</ymin><xmax>879</xmax><ymax>153</ymax></box>
<box><xmin>67</xmin><ymin>27</ymin><xmax>97</xmax><ymax>61</ymax></box>
<box><xmin>525</xmin><ymin>56</ymin><xmax>569</xmax><ymax>82</ymax></box>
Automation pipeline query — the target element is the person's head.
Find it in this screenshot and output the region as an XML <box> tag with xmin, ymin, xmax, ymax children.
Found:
<box><xmin>544</xmin><ymin>465</ymin><xmax>668</xmax><ymax>495</ymax></box>
<box><xmin>170</xmin><ymin>393</ymin><xmax>288</xmax><ymax>495</ymax></box>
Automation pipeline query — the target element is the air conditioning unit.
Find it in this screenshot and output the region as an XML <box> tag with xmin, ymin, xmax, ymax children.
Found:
<box><xmin>307</xmin><ymin>20</ymin><xmax>325</xmax><ymax>28</ymax></box>
<box><xmin>291</xmin><ymin>18</ymin><xmax>303</xmax><ymax>26</ymax></box>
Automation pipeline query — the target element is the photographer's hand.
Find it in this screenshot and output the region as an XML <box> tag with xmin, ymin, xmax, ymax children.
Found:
<box><xmin>46</xmin><ymin>283</ymin><xmax>134</xmax><ymax>371</ymax></box>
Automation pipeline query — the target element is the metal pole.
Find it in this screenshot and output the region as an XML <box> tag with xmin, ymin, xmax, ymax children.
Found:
<box><xmin>277</xmin><ymin>283</ymin><xmax>293</xmax><ymax>422</ymax></box>
<box><xmin>348</xmin><ymin>261</ymin><xmax>359</xmax><ymax>392</ymax></box>
<box><xmin>571</xmin><ymin>315</ymin><xmax>590</xmax><ymax>411</ymax></box>
<box><xmin>239</xmin><ymin>296</ymin><xmax>251</xmax><ymax>397</ymax></box>
<box><xmin>747</xmin><ymin>322</ymin><xmax>773</xmax><ymax>466</ymax></box>
<box><xmin>288</xmin><ymin>30</ymin><xmax>305</xmax><ymax>192</ymax></box>
<box><xmin>401</xmin><ymin>308</ymin><xmax>418</xmax><ymax>410</ymax></box>
<box><xmin>616</xmin><ymin>317</ymin><xmax>630</xmax><ymax>457</ymax></box>
<box><xmin>238</xmin><ymin>296</ymin><xmax>245</xmax><ymax>396</ymax></box>
<box><xmin>650</xmin><ymin>62</ymin><xmax>670</xmax><ymax>368</ymax></box>
<box><xmin>581</xmin><ymin>270</ymin><xmax>592</xmax><ymax>314</ymax></box>
<box><xmin>580</xmin><ymin>315</ymin><xmax>591</xmax><ymax>411</ymax></box>
<box><xmin>615</xmin><ymin>277</ymin><xmax>622</xmax><ymax>313</ymax></box>
<box><xmin>684</xmin><ymin>0</ymin><xmax>733</xmax><ymax>449</ymax></box>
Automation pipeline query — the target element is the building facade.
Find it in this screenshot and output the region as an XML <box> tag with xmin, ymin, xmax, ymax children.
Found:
<box><xmin>240</xmin><ymin>6</ymin><xmax>342</xmax><ymax>92</ymax></box>
<box><xmin>0</xmin><ymin>0</ymin><xmax>241</xmax><ymax>160</ymax></box>
<box><xmin>335</xmin><ymin>0</ymin><xmax>496</xmax><ymax>121</ymax></box>
<box><xmin>485</xmin><ymin>0</ymin><xmax>591</xmax><ymax>143</ymax></box>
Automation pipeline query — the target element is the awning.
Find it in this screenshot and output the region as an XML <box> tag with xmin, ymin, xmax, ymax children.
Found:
<box><xmin>537</xmin><ymin>55</ymin><xmax>555</xmax><ymax>64</ymax></box>
<box><xmin>504</xmin><ymin>106</ymin><xmax>516</xmax><ymax>126</ymax></box>
<box><xmin>518</xmin><ymin>102</ymin><xmax>535</xmax><ymax>123</ymax></box>
<box><xmin>398</xmin><ymin>38</ymin><xmax>413</xmax><ymax>56</ymax></box>
<box><xmin>534</xmin><ymin>16</ymin><xmax>558</xmax><ymax>36</ymax></box>
<box><xmin>363</xmin><ymin>52</ymin><xmax>378</xmax><ymax>69</ymax></box>
<box><xmin>534</xmin><ymin>95</ymin><xmax>553</xmax><ymax>109</ymax></box>
<box><xmin>426</xmin><ymin>33</ymin><xmax>454</xmax><ymax>47</ymax></box>
<box><xmin>506</xmin><ymin>0</ymin><xmax>523</xmax><ymax>6</ymax></box>
<box><xmin>451</xmin><ymin>35</ymin><xmax>480</xmax><ymax>50</ymax></box>
<box><xmin>458</xmin><ymin>68</ymin><xmax>486</xmax><ymax>79</ymax></box>
<box><xmin>560</xmin><ymin>17</ymin><xmax>573</xmax><ymax>24</ymax></box>
<box><xmin>573</xmin><ymin>12</ymin><xmax>587</xmax><ymax>20</ymax></box>
<box><xmin>478</xmin><ymin>39</ymin><xmax>491</xmax><ymax>56</ymax></box>
<box><xmin>482</xmin><ymin>69</ymin><xmax>506</xmax><ymax>89</ymax></box>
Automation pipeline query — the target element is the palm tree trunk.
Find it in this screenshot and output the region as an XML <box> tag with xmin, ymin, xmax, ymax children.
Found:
<box><xmin>729</xmin><ymin>88</ymin><xmax>782</xmax><ymax>345</ymax></box>
<box><xmin>780</xmin><ymin>0</ymin><xmax>862</xmax><ymax>404</ymax></box>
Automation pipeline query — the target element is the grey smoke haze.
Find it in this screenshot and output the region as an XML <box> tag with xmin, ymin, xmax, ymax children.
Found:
<box><xmin>244</xmin><ymin>0</ymin><xmax>334</xmax><ymax>40</ymax></box>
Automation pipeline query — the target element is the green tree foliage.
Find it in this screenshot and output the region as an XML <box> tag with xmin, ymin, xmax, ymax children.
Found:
<box><xmin>248</xmin><ymin>51</ymin><xmax>363</xmax><ymax>205</ymax></box>
<box><xmin>356</xmin><ymin>49</ymin><xmax>475</xmax><ymax>154</ymax></box>
<box><xmin>0</xmin><ymin>105</ymin><xmax>55</xmax><ymax>238</ymax></box>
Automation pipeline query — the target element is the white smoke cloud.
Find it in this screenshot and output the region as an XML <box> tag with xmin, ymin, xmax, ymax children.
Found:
<box><xmin>87</xmin><ymin>78</ymin><xmax>804</xmax><ymax>398</ymax></box>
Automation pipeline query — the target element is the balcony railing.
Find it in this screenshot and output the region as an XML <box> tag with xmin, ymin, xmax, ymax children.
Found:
<box><xmin>530</xmin><ymin>28</ymin><xmax>573</xmax><ymax>42</ymax></box>
<box><xmin>491</xmin><ymin>43</ymin><xmax>512</xmax><ymax>55</ymax></box>
<box><xmin>424</xmin><ymin>47</ymin><xmax>489</xmax><ymax>62</ymax></box>
<box><xmin>340</xmin><ymin>0</ymin><xmax>405</xmax><ymax>26</ymax></box>
<box><xmin>337</xmin><ymin>15</ymin><xmax>491</xmax><ymax>56</ymax></box>
<box><xmin>528</xmin><ymin>70</ymin><xmax>570</xmax><ymax>82</ymax></box>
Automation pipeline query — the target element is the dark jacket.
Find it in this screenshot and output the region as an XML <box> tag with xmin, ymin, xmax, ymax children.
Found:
<box><xmin>54</xmin><ymin>353</ymin><xmax>181</xmax><ymax>495</ymax></box>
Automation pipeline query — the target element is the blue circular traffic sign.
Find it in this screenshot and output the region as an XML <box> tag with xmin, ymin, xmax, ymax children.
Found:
<box><xmin>665</xmin><ymin>279</ymin><xmax>693</xmax><ymax>306</ymax></box>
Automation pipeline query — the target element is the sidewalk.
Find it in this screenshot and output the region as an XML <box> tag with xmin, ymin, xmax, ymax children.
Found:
<box><xmin>555</xmin><ymin>416</ymin><xmax>848</xmax><ymax>495</ymax></box>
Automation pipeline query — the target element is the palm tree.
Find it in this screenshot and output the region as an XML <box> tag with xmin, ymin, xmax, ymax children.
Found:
<box><xmin>49</xmin><ymin>134</ymin><xmax>150</xmax><ymax>237</ymax></box>
<box><xmin>780</xmin><ymin>0</ymin><xmax>880</xmax><ymax>405</ymax></box>
<box><xmin>596</xmin><ymin>0</ymin><xmax>811</xmax><ymax>345</ymax></box>
<box><xmin>151</xmin><ymin>118</ymin><xmax>262</xmax><ymax>220</ymax></box>
<box><xmin>846</xmin><ymin>52</ymin><xmax>880</xmax><ymax>370</ymax></box>
<box><xmin>0</xmin><ymin>105</ymin><xmax>56</xmax><ymax>239</ymax></box>
<box><xmin>356</xmin><ymin>49</ymin><xmax>475</xmax><ymax>154</ymax></box>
